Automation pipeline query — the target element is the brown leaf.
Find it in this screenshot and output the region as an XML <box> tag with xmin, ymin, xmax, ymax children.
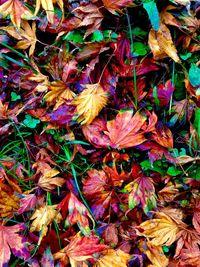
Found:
<box><xmin>0</xmin><ymin>0</ymin><xmax>33</xmax><ymax>28</ymax></box>
<box><xmin>73</xmin><ymin>83</ymin><xmax>108</xmax><ymax>125</ymax></box>
<box><xmin>151</xmin><ymin>123</ymin><xmax>173</xmax><ymax>148</ymax></box>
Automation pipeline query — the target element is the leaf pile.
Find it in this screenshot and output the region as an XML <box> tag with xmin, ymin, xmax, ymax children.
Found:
<box><xmin>0</xmin><ymin>0</ymin><xmax>200</xmax><ymax>266</ymax></box>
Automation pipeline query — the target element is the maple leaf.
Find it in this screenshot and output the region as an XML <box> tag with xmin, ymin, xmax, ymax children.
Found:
<box><xmin>73</xmin><ymin>83</ymin><xmax>108</xmax><ymax>125</ymax></box>
<box><xmin>151</xmin><ymin>122</ymin><xmax>173</xmax><ymax>148</ymax></box>
<box><xmin>0</xmin><ymin>224</ymin><xmax>30</xmax><ymax>267</ymax></box>
<box><xmin>148</xmin><ymin>23</ymin><xmax>181</xmax><ymax>63</ymax></box>
<box><xmin>30</xmin><ymin>205</ymin><xmax>62</xmax><ymax>245</ymax></box>
<box><xmin>0</xmin><ymin>0</ymin><xmax>33</xmax><ymax>28</ymax></box>
<box><xmin>6</xmin><ymin>21</ymin><xmax>37</xmax><ymax>56</ymax></box>
<box><xmin>41</xmin><ymin>247</ymin><xmax>54</xmax><ymax>267</ymax></box>
<box><xmin>34</xmin><ymin>0</ymin><xmax>64</xmax><ymax>24</ymax></box>
<box><xmin>177</xmin><ymin>248</ymin><xmax>200</xmax><ymax>267</ymax></box>
<box><xmin>94</xmin><ymin>249</ymin><xmax>130</xmax><ymax>267</ymax></box>
<box><xmin>37</xmin><ymin>168</ymin><xmax>65</xmax><ymax>192</ymax></box>
<box><xmin>0</xmin><ymin>183</ymin><xmax>20</xmax><ymax>218</ymax></box>
<box><xmin>53</xmin><ymin>233</ymin><xmax>107</xmax><ymax>266</ymax></box>
<box><xmin>125</xmin><ymin>175</ymin><xmax>157</xmax><ymax>214</ymax></box>
<box><xmin>192</xmin><ymin>197</ymin><xmax>200</xmax><ymax>233</ymax></box>
<box><xmin>139</xmin><ymin>240</ymin><xmax>169</xmax><ymax>267</ymax></box>
<box><xmin>136</xmin><ymin>211</ymin><xmax>183</xmax><ymax>246</ymax></box>
<box><xmin>102</xmin><ymin>0</ymin><xmax>133</xmax><ymax>15</ymax></box>
<box><xmin>18</xmin><ymin>193</ymin><xmax>38</xmax><ymax>214</ymax></box>
<box><xmin>45</xmin><ymin>80</ymin><xmax>76</xmax><ymax>110</ymax></box>
<box><xmin>58</xmin><ymin>192</ymin><xmax>94</xmax><ymax>234</ymax></box>
<box><xmin>73</xmin><ymin>4</ymin><xmax>103</xmax><ymax>38</ymax></box>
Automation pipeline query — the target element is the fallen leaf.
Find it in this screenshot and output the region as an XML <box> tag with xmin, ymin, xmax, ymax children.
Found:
<box><xmin>37</xmin><ymin>168</ymin><xmax>65</xmax><ymax>191</ymax></box>
<box><xmin>151</xmin><ymin>123</ymin><xmax>173</xmax><ymax>148</ymax></box>
<box><xmin>30</xmin><ymin>205</ymin><xmax>62</xmax><ymax>245</ymax></box>
<box><xmin>45</xmin><ymin>80</ymin><xmax>76</xmax><ymax>110</ymax></box>
<box><xmin>53</xmin><ymin>233</ymin><xmax>107</xmax><ymax>266</ymax></box>
<box><xmin>125</xmin><ymin>175</ymin><xmax>157</xmax><ymax>214</ymax></box>
<box><xmin>136</xmin><ymin>212</ymin><xmax>182</xmax><ymax>246</ymax></box>
<box><xmin>0</xmin><ymin>183</ymin><xmax>20</xmax><ymax>218</ymax></box>
<box><xmin>58</xmin><ymin>192</ymin><xmax>94</xmax><ymax>234</ymax></box>
<box><xmin>18</xmin><ymin>194</ymin><xmax>38</xmax><ymax>214</ymax></box>
<box><xmin>102</xmin><ymin>0</ymin><xmax>133</xmax><ymax>15</ymax></box>
<box><xmin>139</xmin><ymin>240</ymin><xmax>169</xmax><ymax>267</ymax></box>
<box><xmin>148</xmin><ymin>23</ymin><xmax>181</xmax><ymax>62</ymax></box>
<box><xmin>6</xmin><ymin>21</ymin><xmax>37</xmax><ymax>56</ymax></box>
<box><xmin>34</xmin><ymin>0</ymin><xmax>64</xmax><ymax>24</ymax></box>
<box><xmin>94</xmin><ymin>249</ymin><xmax>130</xmax><ymax>267</ymax></box>
<box><xmin>0</xmin><ymin>224</ymin><xmax>30</xmax><ymax>267</ymax></box>
<box><xmin>41</xmin><ymin>247</ymin><xmax>54</xmax><ymax>267</ymax></box>
<box><xmin>73</xmin><ymin>83</ymin><xmax>108</xmax><ymax>125</ymax></box>
<box><xmin>0</xmin><ymin>0</ymin><xmax>33</xmax><ymax>28</ymax></box>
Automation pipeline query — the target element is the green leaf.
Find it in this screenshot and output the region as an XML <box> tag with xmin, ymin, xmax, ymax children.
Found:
<box><xmin>193</xmin><ymin>108</ymin><xmax>200</xmax><ymax>139</ymax></box>
<box><xmin>132</xmin><ymin>42</ymin><xmax>149</xmax><ymax>56</ymax></box>
<box><xmin>23</xmin><ymin>115</ymin><xmax>40</xmax><ymax>129</ymax></box>
<box><xmin>63</xmin><ymin>31</ymin><xmax>84</xmax><ymax>43</ymax></box>
<box><xmin>180</xmin><ymin>52</ymin><xmax>192</xmax><ymax>61</ymax></box>
<box><xmin>167</xmin><ymin>166</ymin><xmax>182</xmax><ymax>176</ymax></box>
<box><xmin>103</xmin><ymin>30</ymin><xmax>118</xmax><ymax>41</ymax></box>
<box><xmin>91</xmin><ymin>30</ymin><xmax>104</xmax><ymax>42</ymax></box>
<box><xmin>132</xmin><ymin>27</ymin><xmax>147</xmax><ymax>37</ymax></box>
<box><xmin>188</xmin><ymin>64</ymin><xmax>200</xmax><ymax>87</ymax></box>
<box><xmin>143</xmin><ymin>1</ymin><xmax>160</xmax><ymax>31</ymax></box>
<box><xmin>11</xmin><ymin>92</ymin><xmax>21</xmax><ymax>101</ymax></box>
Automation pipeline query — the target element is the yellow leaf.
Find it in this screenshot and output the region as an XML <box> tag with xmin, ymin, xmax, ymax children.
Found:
<box><xmin>73</xmin><ymin>83</ymin><xmax>108</xmax><ymax>125</ymax></box>
<box><xmin>45</xmin><ymin>80</ymin><xmax>76</xmax><ymax>110</ymax></box>
<box><xmin>0</xmin><ymin>0</ymin><xmax>33</xmax><ymax>28</ymax></box>
<box><xmin>148</xmin><ymin>23</ymin><xmax>181</xmax><ymax>63</ymax></box>
<box><xmin>38</xmin><ymin>168</ymin><xmax>65</xmax><ymax>191</ymax></box>
<box><xmin>139</xmin><ymin>241</ymin><xmax>169</xmax><ymax>267</ymax></box>
<box><xmin>94</xmin><ymin>249</ymin><xmax>130</xmax><ymax>267</ymax></box>
<box><xmin>34</xmin><ymin>0</ymin><xmax>64</xmax><ymax>24</ymax></box>
<box><xmin>30</xmin><ymin>205</ymin><xmax>62</xmax><ymax>245</ymax></box>
<box><xmin>136</xmin><ymin>212</ymin><xmax>181</xmax><ymax>246</ymax></box>
<box><xmin>6</xmin><ymin>21</ymin><xmax>37</xmax><ymax>56</ymax></box>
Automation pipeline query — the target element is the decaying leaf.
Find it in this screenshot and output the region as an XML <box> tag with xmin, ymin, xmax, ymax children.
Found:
<box><xmin>102</xmin><ymin>0</ymin><xmax>133</xmax><ymax>15</ymax></box>
<box><xmin>0</xmin><ymin>224</ymin><xmax>30</xmax><ymax>267</ymax></box>
<box><xmin>53</xmin><ymin>233</ymin><xmax>107</xmax><ymax>266</ymax></box>
<box><xmin>94</xmin><ymin>249</ymin><xmax>130</xmax><ymax>267</ymax></box>
<box><xmin>136</xmin><ymin>211</ymin><xmax>183</xmax><ymax>246</ymax></box>
<box><xmin>0</xmin><ymin>0</ymin><xmax>33</xmax><ymax>28</ymax></box>
<box><xmin>30</xmin><ymin>205</ymin><xmax>62</xmax><ymax>245</ymax></box>
<box><xmin>73</xmin><ymin>83</ymin><xmax>108</xmax><ymax>125</ymax></box>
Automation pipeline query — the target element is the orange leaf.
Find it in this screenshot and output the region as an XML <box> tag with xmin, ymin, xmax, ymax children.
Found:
<box><xmin>73</xmin><ymin>83</ymin><xmax>108</xmax><ymax>125</ymax></box>
<box><xmin>0</xmin><ymin>0</ymin><xmax>33</xmax><ymax>28</ymax></box>
<box><xmin>6</xmin><ymin>21</ymin><xmax>37</xmax><ymax>56</ymax></box>
<box><xmin>151</xmin><ymin>123</ymin><xmax>173</xmax><ymax>148</ymax></box>
<box><xmin>102</xmin><ymin>0</ymin><xmax>134</xmax><ymax>15</ymax></box>
<box><xmin>94</xmin><ymin>249</ymin><xmax>130</xmax><ymax>267</ymax></box>
<box><xmin>148</xmin><ymin>23</ymin><xmax>181</xmax><ymax>63</ymax></box>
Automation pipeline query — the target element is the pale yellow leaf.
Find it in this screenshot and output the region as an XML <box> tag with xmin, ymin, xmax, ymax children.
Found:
<box><xmin>94</xmin><ymin>249</ymin><xmax>130</xmax><ymax>267</ymax></box>
<box><xmin>30</xmin><ymin>205</ymin><xmax>62</xmax><ymax>245</ymax></box>
<box><xmin>0</xmin><ymin>0</ymin><xmax>33</xmax><ymax>28</ymax></box>
<box><xmin>38</xmin><ymin>169</ymin><xmax>65</xmax><ymax>191</ymax></box>
<box><xmin>73</xmin><ymin>83</ymin><xmax>108</xmax><ymax>125</ymax></box>
<box><xmin>34</xmin><ymin>0</ymin><xmax>64</xmax><ymax>24</ymax></box>
<box><xmin>136</xmin><ymin>212</ymin><xmax>181</xmax><ymax>246</ymax></box>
